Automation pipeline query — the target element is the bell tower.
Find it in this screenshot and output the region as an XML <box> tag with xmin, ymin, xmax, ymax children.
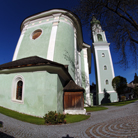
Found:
<box><xmin>91</xmin><ymin>16</ymin><xmax>118</xmax><ymax>105</ymax></box>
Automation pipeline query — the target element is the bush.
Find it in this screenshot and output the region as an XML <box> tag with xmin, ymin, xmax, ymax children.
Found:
<box><xmin>121</xmin><ymin>96</ymin><xmax>126</xmax><ymax>101</ymax></box>
<box><xmin>43</xmin><ymin>111</ymin><xmax>66</xmax><ymax>125</ymax></box>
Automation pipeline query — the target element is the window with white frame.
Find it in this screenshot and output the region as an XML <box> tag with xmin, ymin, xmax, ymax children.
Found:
<box><xmin>16</xmin><ymin>80</ymin><xmax>23</xmax><ymax>100</ymax></box>
<box><xmin>31</xmin><ymin>29</ymin><xmax>42</xmax><ymax>40</ymax></box>
<box><xmin>104</xmin><ymin>65</ymin><xmax>107</xmax><ymax>70</ymax></box>
<box><xmin>106</xmin><ymin>80</ymin><xmax>109</xmax><ymax>85</ymax></box>
<box><xmin>102</xmin><ymin>53</ymin><xmax>105</xmax><ymax>57</ymax></box>
<box><xmin>12</xmin><ymin>75</ymin><xmax>24</xmax><ymax>103</ymax></box>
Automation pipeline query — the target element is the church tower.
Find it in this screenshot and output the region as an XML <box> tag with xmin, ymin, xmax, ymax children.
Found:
<box><xmin>91</xmin><ymin>16</ymin><xmax>118</xmax><ymax>105</ymax></box>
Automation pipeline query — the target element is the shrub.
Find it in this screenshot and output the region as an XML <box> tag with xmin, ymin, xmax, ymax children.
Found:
<box><xmin>43</xmin><ymin>111</ymin><xmax>66</xmax><ymax>125</ymax></box>
<box><xmin>121</xmin><ymin>96</ymin><xmax>126</xmax><ymax>101</ymax></box>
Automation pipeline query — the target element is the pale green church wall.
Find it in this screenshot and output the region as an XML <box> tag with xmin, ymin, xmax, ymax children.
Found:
<box><xmin>0</xmin><ymin>74</ymin><xmax>14</xmax><ymax>108</ymax></box>
<box><xmin>43</xmin><ymin>73</ymin><xmax>58</xmax><ymax>114</ymax></box>
<box><xmin>0</xmin><ymin>71</ymin><xmax>64</xmax><ymax>117</ymax></box>
<box><xmin>57</xmin><ymin>76</ymin><xmax>65</xmax><ymax>113</ymax></box>
<box><xmin>54</xmin><ymin>22</ymin><xmax>75</xmax><ymax>80</ymax></box>
<box><xmin>16</xmin><ymin>23</ymin><xmax>52</xmax><ymax>60</ymax></box>
<box><xmin>81</xmin><ymin>50</ymin><xmax>85</xmax><ymax>88</ymax></box>
<box><xmin>97</xmin><ymin>50</ymin><xmax>114</xmax><ymax>92</ymax></box>
<box><xmin>80</xmin><ymin>50</ymin><xmax>87</xmax><ymax>102</ymax></box>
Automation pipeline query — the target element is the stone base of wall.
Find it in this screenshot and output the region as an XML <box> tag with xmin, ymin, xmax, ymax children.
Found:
<box><xmin>64</xmin><ymin>109</ymin><xmax>86</xmax><ymax>114</ymax></box>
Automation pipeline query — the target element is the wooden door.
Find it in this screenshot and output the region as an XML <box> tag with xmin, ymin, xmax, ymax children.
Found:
<box><xmin>64</xmin><ymin>92</ymin><xmax>84</xmax><ymax>110</ymax></box>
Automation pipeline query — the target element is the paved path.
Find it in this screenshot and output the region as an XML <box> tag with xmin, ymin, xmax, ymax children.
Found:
<box><xmin>0</xmin><ymin>101</ymin><xmax>138</xmax><ymax>138</ymax></box>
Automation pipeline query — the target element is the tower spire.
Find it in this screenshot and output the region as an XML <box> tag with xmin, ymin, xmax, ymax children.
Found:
<box><xmin>91</xmin><ymin>15</ymin><xmax>102</xmax><ymax>33</ymax></box>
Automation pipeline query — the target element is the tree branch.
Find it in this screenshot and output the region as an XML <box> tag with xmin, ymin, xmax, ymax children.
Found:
<box><xmin>103</xmin><ymin>3</ymin><xmax>138</xmax><ymax>31</ymax></box>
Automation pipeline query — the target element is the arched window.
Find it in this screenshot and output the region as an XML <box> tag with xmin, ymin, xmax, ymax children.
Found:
<box><xmin>104</xmin><ymin>65</ymin><xmax>107</xmax><ymax>70</ymax></box>
<box><xmin>97</xmin><ymin>34</ymin><xmax>103</xmax><ymax>41</ymax></box>
<box><xmin>12</xmin><ymin>75</ymin><xmax>24</xmax><ymax>103</ymax></box>
<box><xmin>102</xmin><ymin>53</ymin><xmax>105</xmax><ymax>57</ymax></box>
<box><xmin>106</xmin><ymin>80</ymin><xmax>109</xmax><ymax>85</ymax></box>
<box><xmin>16</xmin><ymin>81</ymin><xmax>23</xmax><ymax>100</ymax></box>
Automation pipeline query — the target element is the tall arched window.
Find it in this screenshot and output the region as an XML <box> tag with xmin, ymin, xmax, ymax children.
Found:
<box><xmin>16</xmin><ymin>81</ymin><xmax>23</xmax><ymax>100</ymax></box>
<box><xmin>12</xmin><ymin>75</ymin><xmax>24</xmax><ymax>103</ymax></box>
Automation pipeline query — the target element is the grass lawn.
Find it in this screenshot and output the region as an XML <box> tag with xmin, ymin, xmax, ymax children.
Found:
<box><xmin>102</xmin><ymin>98</ymin><xmax>138</xmax><ymax>106</ymax></box>
<box><xmin>65</xmin><ymin>114</ymin><xmax>90</xmax><ymax>123</ymax></box>
<box><xmin>0</xmin><ymin>106</ymin><xmax>90</xmax><ymax>125</ymax></box>
<box><xmin>85</xmin><ymin>106</ymin><xmax>108</xmax><ymax>112</ymax></box>
<box><xmin>0</xmin><ymin>106</ymin><xmax>45</xmax><ymax>125</ymax></box>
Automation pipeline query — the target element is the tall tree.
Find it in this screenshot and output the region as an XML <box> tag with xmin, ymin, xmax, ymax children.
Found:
<box><xmin>112</xmin><ymin>76</ymin><xmax>127</xmax><ymax>101</ymax></box>
<box><xmin>74</xmin><ymin>0</ymin><xmax>138</xmax><ymax>68</ymax></box>
<box><xmin>134</xmin><ymin>73</ymin><xmax>138</xmax><ymax>83</ymax></box>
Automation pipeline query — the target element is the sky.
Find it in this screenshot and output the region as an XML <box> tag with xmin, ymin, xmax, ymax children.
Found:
<box><xmin>0</xmin><ymin>0</ymin><xmax>137</xmax><ymax>84</ymax></box>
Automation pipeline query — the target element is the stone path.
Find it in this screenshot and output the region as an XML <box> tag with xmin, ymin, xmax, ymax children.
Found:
<box><xmin>0</xmin><ymin>101</ymin><xmax>138</xmax><ymax>138</ymax></box>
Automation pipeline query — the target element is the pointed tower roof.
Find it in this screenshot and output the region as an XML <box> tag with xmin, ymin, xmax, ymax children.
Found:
<box><xmin>90</xmin><ymin>15</ymin><xmax>101</xmax><ymax>26</ymax></box>
<box><xmin>63</xmin><ymin>80</ymin><xmax>85</xmax><ymax>92</ymax></box>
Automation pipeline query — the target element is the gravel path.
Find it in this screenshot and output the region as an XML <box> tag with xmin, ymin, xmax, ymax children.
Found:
<box><xmin>0</xmin><ymin>101</ymin><xmax>138</xmax><ymax>138</ymax></box>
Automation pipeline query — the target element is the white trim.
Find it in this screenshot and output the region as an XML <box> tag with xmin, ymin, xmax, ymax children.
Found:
<box><xmin>78</xmin><ymin>51</ymin><xmax>82</xmax><ymax>85</ymax></box>
<box><xmin>108</xmin><ymin>48</ymin><xmax>115</xmax><ymax>78</ymax></box>
<box><xmin>99</xmin><ymin>91</ymin><xmax>116</xmax><ymax>94</ymax></box>
<box><xmin>83</xmin><ymin>48</ymin><xmax>91</xmax><ymax>106</ymax></box>
<box><xmin>93</xmin><ymin>42</ymin><xmax>110</xmax><ymax>47</ymax></box>
<box><xmin>12</xmin><ymin>30</ymin><xmax>25</xmax><ymax>61</ymax></box>
<box><xmin>27</xmin><ymin>20</ymin><xmax>53</xmax><ymax>29</ymax></box>
<box><xmin>94</xmin><ymin>47</ymin><xmax>101</xmax><ymax>93</ymax></box>
<box><xmin>47</xmin><ymin>21</ymin><xmax>58</xmax><ymax>61</ymax></box>
<box><xmin>64</xmin><ymin>109</ymin><xmax>86</xmax><ymax>115</ymax></box>
<box><xmin>74</xmin><ymin>28</ymin><xmax>77</xmax><ymax>84</ymax></box>
<box><xmin>11</xmin><ymin>75</ymin><xmax>25</xmax><ymax>104</ymax></box>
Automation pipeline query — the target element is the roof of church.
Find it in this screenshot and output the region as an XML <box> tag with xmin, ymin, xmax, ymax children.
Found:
<box><xmin>0</xmin><ymin>56</ymin><xmax>68</xmax><ymax>70</ymax></box>
<box><xmin>63</xmin><ymin>80</ymin><xmax>85</xmax><ymax>92</ymax></box>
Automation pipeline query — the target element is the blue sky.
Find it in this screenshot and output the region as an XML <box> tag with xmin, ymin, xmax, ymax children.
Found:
<box><xmin>0</xmin><ymin>0</ymin><xmax>137</xmax><ymax>84</ymax></box>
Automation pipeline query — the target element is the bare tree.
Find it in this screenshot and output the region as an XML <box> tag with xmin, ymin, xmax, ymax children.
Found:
<box><xmin>74</xmin><ymin>0</ymin><xmax>138</xmax><ymax>68</ymax></box>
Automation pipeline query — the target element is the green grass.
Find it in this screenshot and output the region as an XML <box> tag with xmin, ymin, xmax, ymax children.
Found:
<box><xmin>102</xmin><ymin>99</ymin><xmax>138</xmax><ymax>106</ymax></box>
<box><xmin>65</xmin><ymin>114</ymin><xmax>90</xmax><ymax>123</ymax></box>
<box><xmin>0</xmin><ymin>106</ymin><xmax>45</xmax><ymax>125</ymax></box>
<box><xmin>0</xmin><ymin>106</ymin><xmax>90</xmax><ymax>125</ymax></box>
<box><xmin>85</xmin><ymin>106</ymin><xmax>108</xmax><ymax>112</ymax></box>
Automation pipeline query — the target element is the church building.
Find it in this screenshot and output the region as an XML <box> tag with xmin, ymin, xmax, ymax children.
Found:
<box><xmin>0</xmin><ymin>9</ymin><xmax>91</xmax><ymax>117</ymax></box>
<box><xmin>0</xmin><ymin>9</ymin><xmax>117</xmax><ymax>117</ymax></box>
